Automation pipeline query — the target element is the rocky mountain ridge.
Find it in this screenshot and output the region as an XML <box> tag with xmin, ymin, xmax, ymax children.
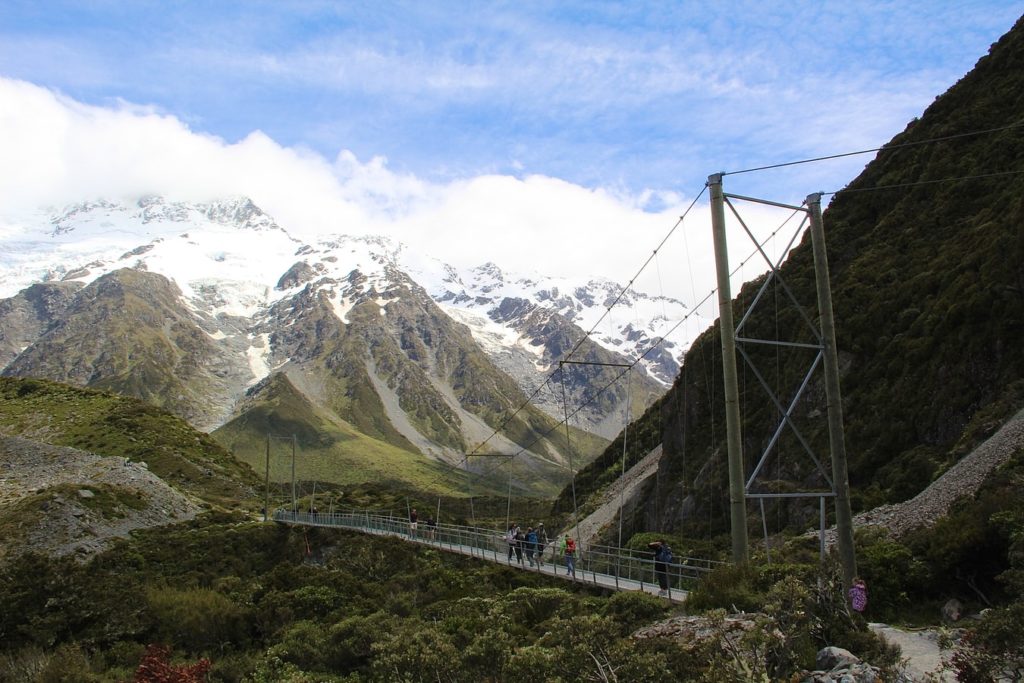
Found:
<box><xmin>0</xmin><ymin>197</ymin><xmax>680</xmax><ymax>492</ymax></box>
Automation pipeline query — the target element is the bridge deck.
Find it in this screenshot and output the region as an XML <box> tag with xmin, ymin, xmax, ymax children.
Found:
<box><xmin>274</xmin><ymin>510</ymin><xmax>722</xmax><ymax>603</ymax></box>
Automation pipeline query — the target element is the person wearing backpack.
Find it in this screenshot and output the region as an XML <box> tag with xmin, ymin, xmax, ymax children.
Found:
<box><xmin>513</xmin><ymin>525</ymin><xmax>525</xmax><ymax>565</ymax></box>
<box><xmin>525</xmin><ymin>527</ymin><xmax>539</xmax><ymax>567</ymax></box>
<box><xmin>506</xmin><ymin>523</ymin><xmax>518</xmax><ymax>562</ymax></box>
<box><xmin>535</xmin><ymin>523</ymin><xmax>548</xmax><ymax>567</ymax></box>
<box><xmin>648</xmin><ymin>539</ymin><xmax>673</xmax><ymax>597</ymax></box>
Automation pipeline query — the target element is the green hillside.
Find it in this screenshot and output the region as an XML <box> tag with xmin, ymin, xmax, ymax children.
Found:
<box><xmin>0</xmin><ymin>377</ymin><xmax>260</xmax><ymax>507</ymax></box>
<box><xmin>215</xmin><ymin>367</ymin><xmax>607</xmax><ymax>500</ymax></box>
<box><xmin>563</xmin><ymin>16</ymin><xmax>1024</xmax><ymax>538</ymax></box>
<box><xmin>212</xmin><ymin>373</ymin><xmax>481</xmax><ymax>497</ymax></box>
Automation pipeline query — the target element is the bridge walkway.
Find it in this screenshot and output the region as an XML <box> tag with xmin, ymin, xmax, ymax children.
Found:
<box><xmin>274</xmin><ymin>510</ymin><xmax>724</xmax><ymax>604</ymax></box>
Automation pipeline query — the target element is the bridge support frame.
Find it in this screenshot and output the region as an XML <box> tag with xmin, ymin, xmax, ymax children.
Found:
<box><xmin>707</xmin><ymin>175</ymin><xmax>856</xmax><ymax>583</ymax></box>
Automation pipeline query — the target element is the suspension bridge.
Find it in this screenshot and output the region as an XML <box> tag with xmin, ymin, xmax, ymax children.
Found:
<box><xmin>273</xmin><ymin>507</ymin><xmax>723</xmax><ymax>602</ymax></box>
<box><xmin>264</xmin><ymin>140</ymin><xmax>988</xmax><ymax>596</ymax></box>
<box><xmin>266</xmin><ymin>176</ymin><xmax>850</xmax><ymax>597</ymax></box>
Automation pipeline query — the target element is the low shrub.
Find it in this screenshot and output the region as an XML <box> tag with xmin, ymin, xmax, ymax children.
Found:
<box><xmin>685</xmin><ymin>563</ymin><xmax>763</xmax><ymax>613</ymax></box>
<box><xmin>146</xmin><ymin>586</ymin><xmax>251</xmax><ymax>654</ymax></box>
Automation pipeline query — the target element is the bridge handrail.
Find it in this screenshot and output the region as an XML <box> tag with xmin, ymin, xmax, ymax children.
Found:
<box><xmin>273</xmin><ymin>509</ymin><xmax>721</xmax><ymax>593</ymax></box>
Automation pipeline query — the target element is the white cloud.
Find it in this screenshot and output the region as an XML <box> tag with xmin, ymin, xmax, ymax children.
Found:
<box><xmin>0</xmin><ymin>76</ymin><xmax>796</xmax><ymax>316</ymax></box>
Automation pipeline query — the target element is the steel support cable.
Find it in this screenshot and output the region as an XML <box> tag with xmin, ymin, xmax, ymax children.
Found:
<box><xmin>470</xmin><ymin>194</ymin><xmax>803</xmax><ymax>488</ymax></box>
<box><xmin>824</xmin><ymin>168</ymin><xmax>1024</xmax><ymax>196</ymax></box>
<box><xmin>466</xmin><ymin>372</ymin><xmax>560</xmax><ymax>457</ymax></box>
<box><xmin>471</xmin><ymin>223</ymin><xmax>785</xmax><ymax>484</ymax></box>
<box><xmin>470</xmin><ymin>208</ymin><xmax>799</xmax><ymax>485</ymax></box>
<box><xmin>465</xmin><ymin>185</ymin><xmax>707</xmax><ymax>459</ymax></box>
<box><xmin>723</xmin><ymin>118</ymin><xmax>1024</xmax><ymax>176</ymax></box>
<box><xmin>617</xmin><ymin>365</ymin><xmax>632</xmax><ymax>548</ymax></box>
<box><xmin>561</xmin><ymin>186</ymin><xmax>707</xmax><ymax>365</ymax></box>
<box><xmin>560</xmin><ymin>364</ymin><xmax>581</xmax><ymax>547</ymax></box>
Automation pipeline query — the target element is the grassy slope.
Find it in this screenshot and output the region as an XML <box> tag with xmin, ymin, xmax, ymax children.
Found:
<box><xmin>212</xmin><ymin>373</ymin><xmax>483</xmax><ymax>498</ymax></box>
<box><xmin>0</xmin><ymin>377</ymin><xmax>259</xmax><ymax>507</ymax></box>
<box><xmin>215</xmin><ymin>371</ymin><xmax>602</xmax><ymax>500</ymax></box>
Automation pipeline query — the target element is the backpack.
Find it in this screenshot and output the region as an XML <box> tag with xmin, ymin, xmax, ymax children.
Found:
<box><xmin>566</xmin><ymin>538</ymin><xmax>576</xmax><ymax>555</ymax></box>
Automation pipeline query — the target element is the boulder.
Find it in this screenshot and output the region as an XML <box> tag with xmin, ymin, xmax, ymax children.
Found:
<box><xmin>817</xmin><ymin>646</ymin><xmax>860</xmax><ymax>671</ymax></box>
<box><xmin>942</xmin><ymin>598</ymin><xmax>963</xmax><ymax>622</ymax></box>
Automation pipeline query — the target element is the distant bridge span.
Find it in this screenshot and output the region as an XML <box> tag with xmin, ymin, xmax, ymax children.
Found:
<box><xmin>274</xmin><ymin>510</ymin><xmax>724</xmax><ymax>603</ymax></box>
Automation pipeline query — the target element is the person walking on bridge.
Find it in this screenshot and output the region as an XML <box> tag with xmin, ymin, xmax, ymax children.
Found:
<box><xmin>506</xmin><ymin>523</ymin><xmax>518</xmax><ymax>563</ymax></box>
<box><xmin>514</xmin><ymin>525</ymin><xmax>525</xmax><ymax>564</ymax></box>
<box><xmin>648</xmin><ymin>540</ymin><xmax>672</xmax><ymax>597</ymax></box>
<box><xmin>525</xmin><ymin>526</ymin><xmax>538</xmax><ymax>567</ymax></box>
<box><xmin>536</xmin><ymin>523</ymin><xmax>548</xmax><ymax>567</ymax></box>
<box><xmin>563</xmin><ymin>535</ymin><xmax>577</xmax><ymax>578</ymax></box>
<box><xmin>409</xmin><ymin>508</ymin><xmax>418</xmax><ymax>538</ymax></box>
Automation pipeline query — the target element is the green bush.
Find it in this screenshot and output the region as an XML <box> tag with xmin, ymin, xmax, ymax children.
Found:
<box><xmin>685</xmin><ymin>563</ymin><xmax>764</xmax><ymax>613</ymax></box>
<box><xmin>36</xmin><ymin>642</ymin><xmax>96</xmax><ymax>683</ymax></box>
<box><xmin>267</xmin><ymin>620</ymin><xmax>331</xmax><ymax>673</ymax></box>
<box><xmin>601</xmin><ymin>590</ymin><xmax>670</xmax><ymax>635</ymax></box>
<box><xmin>146</xmin><ymin>586</ymin><xmax>251</xmax><ymax>654</ymax></box>
<box><xmin>856</xmin><ymin>530</ymin><xmax>930</xmax><ymax>620</ymax></box>
<box><xmin>370</xmin><ymin>622</ymin><xmax>463</xmax><ymax>683</ymax></box>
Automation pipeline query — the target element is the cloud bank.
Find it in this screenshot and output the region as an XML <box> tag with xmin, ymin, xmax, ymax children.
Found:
<box><xmin>0</xmin><ymin>76</ymin><xmax>806</xmax><ymax>321</ymax></box>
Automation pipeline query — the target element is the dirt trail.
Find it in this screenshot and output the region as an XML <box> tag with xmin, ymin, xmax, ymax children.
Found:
<box><xmin>870</xmin><ymin>623</ymin><xmax>954</xmax><ymax>681</ymax></box>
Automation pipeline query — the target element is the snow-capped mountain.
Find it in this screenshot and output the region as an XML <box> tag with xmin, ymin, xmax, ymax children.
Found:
<box><xmin>0</xmin><ymin>197</ymin><xmax>695</xmax><ymax>492</ymax></box>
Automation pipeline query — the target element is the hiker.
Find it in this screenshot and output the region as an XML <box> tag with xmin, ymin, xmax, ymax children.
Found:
<box><xmin>514</xmin><ymin>525</ymin><xmax>525</xmax><ymax>564</ymax></box>
<box><xmin>506</xmin><ymin>523</ymin><xmax>518</xmax><ymax>562</ymax></box>
<box><xmin>409</xmin><ymin>508</ymin><xmax>418</xmax><ymax>538</ymax></box>
<box><xmin>425</xmin><ymin>516</ymin><xmax>436</xmax><ymax>541</ymax></box>
<box><xmin>849</xmin><ymin>577</ymin><xmax>868</xmax><ymax>613</ymax></box>
<box><xmin>563</xmin><ymin>535</ymin><xmax>577</xmax><ymax>578</ymax></box>
<box><xmin>525</xmin><ymin>526</ymin><xmax>538</xmax><ymax>567</ymax></box>
<box><xmin>648</xmin><ymin>539</ymin><xmax>673</xmax><ymax>597</ymax></box>
<box><xmin>536</xmin><ymin>523</ymin><xmax>548</xmax><ymax>566</ymax></box>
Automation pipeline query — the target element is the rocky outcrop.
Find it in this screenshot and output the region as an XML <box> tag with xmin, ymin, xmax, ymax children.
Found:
<box><xmin>0</xmin><ymin>282</ymin><xmax>82</xmax><ymax>369</ymax></box>
<box><xmin>800</xmin><ymin>647</ymin><xmax>885</xmax><ymax>683</ymax></box>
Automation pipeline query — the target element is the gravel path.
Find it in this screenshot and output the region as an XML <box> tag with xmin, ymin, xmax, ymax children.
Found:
<box><xmin>870</xmin><ymin>623</ymin><xmax>954</xmax><ymax>682</ymax></box>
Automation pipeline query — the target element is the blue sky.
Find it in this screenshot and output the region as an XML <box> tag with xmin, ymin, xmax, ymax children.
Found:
<box><xmin>3</xmin><ymin>1</ymin><xmax>1020</xmax><ymax>201</ymax></box>
<box><xmin>1</xmin><ymin>2</ymin><xmax>1022</xmax><ymax>299</ymax></box>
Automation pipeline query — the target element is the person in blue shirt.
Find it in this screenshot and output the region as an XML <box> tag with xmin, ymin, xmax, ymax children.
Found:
<box><xmin>525</xmin><ymin>527</ymin><xmax>539</xmax><ymax>567</ymax></box>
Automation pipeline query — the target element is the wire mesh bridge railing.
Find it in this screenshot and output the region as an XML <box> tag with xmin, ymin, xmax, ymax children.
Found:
<box><xmin>273</xmin><ymin>509</ymin><xmax>725</xmax><ymax>602</ymax></box>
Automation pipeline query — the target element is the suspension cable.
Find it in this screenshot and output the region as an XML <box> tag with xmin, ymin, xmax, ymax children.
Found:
<box><xmin>825</xmin><ymin>168</ymin><xmax>1024</xmax><ymax>196</ymax></box>
<box><xmin>724</xmin><ymin>118</ymin><xmax>1024</xmax><ymax>176</ymax></box>
<box><xmin>470</xmin><ymin>214</ymin><xmax>794</xmax><ymax>484</ymax></box>
<box><xmin>466</xmin><ymin>185</ymin><xmax>707</xmax><ymax>458</ymax></box>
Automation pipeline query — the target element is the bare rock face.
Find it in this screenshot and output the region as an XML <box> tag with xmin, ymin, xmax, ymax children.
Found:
<box><xmin>0</xmin><ymin>282</ymin><xmax>83</xmax><ymax>369</ymax></box>
<box><xmin>799</xmin><ymin>648</ymin><xmax>890</xmax><ymax>683</ymax></box>
<box><xmin>632</xmin><ymin>613</ymin><xmax>758</xmax><ymax>650</ymax></box>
